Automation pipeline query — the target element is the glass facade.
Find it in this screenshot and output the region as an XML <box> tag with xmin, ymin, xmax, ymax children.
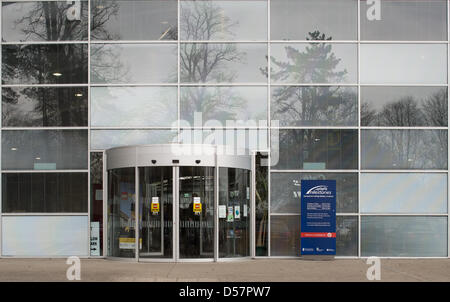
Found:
<box><xmin>0</xmin><ymin>0</ymin><xmax>448</xmax><ymax>259</ymax></box>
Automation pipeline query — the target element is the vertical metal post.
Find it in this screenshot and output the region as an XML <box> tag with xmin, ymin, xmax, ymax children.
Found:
<box><xmin>251</xmin><ymin>152</ymin><xmax>256</xmax><ymax>258</ymax></box>
<box><xmin>135</xmin><ymin>166</ymin><xmax>139</xmax><ymax>261</ymax></box>
<box><xmin>103</xmin><ymin>151</ymin><xmax>107</xmax><ymax>257</ymax></box>
<box><xmin>447</xmin><ymin>0</ymin><xmax>450</xmax><ymax>259</ymax></box>
<box><xmin>173</xmin><ymin>166</ymin><xmax>179</xmax><ymax>261</ymax></box>
<box><xmin>357</xmin><ymin>0</ymin><xmax>362</xmax><ymax>259</ymax></box>
<box><xmin>214</xmin><ymin>147</ymin><xmax>219</xmax><ymax>261</ymax></box>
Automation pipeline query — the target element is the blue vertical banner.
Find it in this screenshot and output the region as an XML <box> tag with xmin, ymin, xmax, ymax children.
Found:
<box><xmin>300</xmin><ymin>180</ymin><xmax>336</xmax><ymax>255</ymax></box>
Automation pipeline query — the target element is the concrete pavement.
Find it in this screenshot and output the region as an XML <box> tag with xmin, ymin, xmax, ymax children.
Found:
<box><xmin>0</xmin><ymin>258</ymin><xmax>448</xmax><ymax>282</ymax></box>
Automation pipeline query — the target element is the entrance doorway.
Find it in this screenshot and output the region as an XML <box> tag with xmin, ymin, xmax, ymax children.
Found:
<box><xmin>106</xmin><ymin>145</ymin><xmax>252</xmax><ymax>261</ymax></box>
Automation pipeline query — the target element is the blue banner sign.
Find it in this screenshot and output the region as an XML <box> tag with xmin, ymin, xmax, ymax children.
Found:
<box><xmin>300</xmin><ymin>180</ymin><xmax>336</xmax><ymax>256</ymax></box>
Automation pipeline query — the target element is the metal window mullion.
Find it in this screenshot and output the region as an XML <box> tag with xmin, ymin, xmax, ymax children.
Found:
<box><xmin>87</xmin><ymin>0</ymin><xmax>92</xmax><ymax>258</ymax></box>
<box><xmin>267</xmin><ymin>0</ymin><xmax>271</xmax><ymax>258</ymax></box>
<box><xmin>250</xmin><ymin>152</ymin><xmax>256</xmax><ymax>258</ymax></box>
<box><xmin>177</xmin><ymin>0</ymin><xmax>181</xmax><ymax>143</ymax></box>
<box><xmin>0</xmin><ymin>0</ymin><xmax>3</xmax><ymax>257</ymax></box>
<box><xmin>135</xmin><ymin>165</ymin><xmax>139</xmax><ymax>262</ymax></box>
<box><xmin>1</xmin><ymin>170</ymin><xmax>89</xmax><ymax>173</ymax></box>
<box><xmin>357</xmin><ymin>0</ymin><xmax>362</xmax><ymax>259</ymax></box>
<box><xmin>102</xmin><ymin>151</ymin><xmax>107</xmax><ymax>257</ymax></box>
<box><xmin>1</xmin><ymin>213</ymin><xmax>88</xmax><ymax>216</ymax></box>
<box><xmin>447</xmin><ymin>0</ymin><xmax>450</xmax><ymax>259</ymax></box>
<box><xmin>359</xmin><ymin>213</ymin><xmax>448</xmax><ymax>217</ymax></box>
<box><xmin>214</xmin><ymin>147</ymin><xmax>219</xmax><ymax>261</ymax></box>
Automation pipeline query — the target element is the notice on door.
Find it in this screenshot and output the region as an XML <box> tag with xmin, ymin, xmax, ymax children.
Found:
<box><xmin>219</xmin><ymin>205</ymin><xmax>227</xmax><ymax>218</ymax></box>
<box><xmin>227</xmin><ymin>206</ymin><xmax>234</xmax><ymax>222</ymax></box>
<box><xmin>300</xmin><ymin>180</ymin><xmax>336</xmax><ymax>256</ymax></box>
<box><xmin>90</xmin><ymin>221</ymin><xmax>100</xmax><ymax>256</ymax></box>
<box><xmin>193</xmin><ymin>197</ymin><xmax>202</xmax><ymax>214</ymax></box>
<box><xmin>151</xmin><ymin>197</ymin><xmax>160</xmax><ymax>214</ymax></box>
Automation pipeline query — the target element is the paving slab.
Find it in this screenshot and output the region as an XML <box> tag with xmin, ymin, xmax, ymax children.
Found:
<box><xmin>0</xmin><ymin>258</ymin><xmax>448</xmax><ymax>282</ymax></box>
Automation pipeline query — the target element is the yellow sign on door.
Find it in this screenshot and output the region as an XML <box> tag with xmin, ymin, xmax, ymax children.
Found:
<box><xmin>151</xmin><ymin>197</ymin><xmax>160</xmax><ymax>214</ymax></box>
<box><xmin>193</xmin><ymin>197</ymin><xmax>202</xmax><ymax>214</ymax></box>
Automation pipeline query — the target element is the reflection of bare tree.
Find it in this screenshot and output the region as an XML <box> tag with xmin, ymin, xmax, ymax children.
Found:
<box><xmin>2</xmin><ymin>1</ymin><xmax>123</xmax><ymax>126</ymax></box>
<box><xmin>90</xmin><ymin>44</ymin><xmax>130</xmax><ymax>83</ymax></box>
<box><xmin>362</xmin><ymin>88</ymin><xmax>447</xmax><ymax>127</ymax></box>
<box><xmin>422</xmin><ymin>89</ymin><xmax>447</xmax><ymax>127</ymax></box>
<box><xmin>363</xmin><ymin>130</ymin><xmax>447</xmax><ymax>169</ymax></box>
<box><xmin>2</xmin><ymin>87</ymin><xmax>87</xmax><ymax>127</ymax></box>
<box><xmin>5</xmin><ymin>1</ymin><xmax>88</xmax><ymax>41</ymax></box>
<box><xmin>180</xmin><ymin>1</ymin><xmax>248</xmax><ymax>123</ymax></box>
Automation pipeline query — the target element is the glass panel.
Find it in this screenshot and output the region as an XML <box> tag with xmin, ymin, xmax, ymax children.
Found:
<box><xmin>2</xmin><ymin>216</ymin><xmax>89</xmax><ymax>256</ymax></box>
<box><xmin>270</xmin><ymin>43</ymin><xmax>357</xmax><ymax>84</ymax></box>
<box><xmin>2</xmin><ymin>87</ymin><xmax>88</xmax><ymax>127</ymax></box>
<box><xmin>219</xmin><ymin>167</ymin><xmax>251</xmax><ymax>258</ymax></box>
<box><xmin>272</xmin><ymin>129</ymin><xmax>358</xmax><ymax>170</ymax></box>
<box><xmin>361</xmin><ymin>130</ymin><xmax>448</xmax><ymax>170</ymax></box>
<box><xmin>180</xmin><ymin>0</ymin><xmax>267</xmax><ymax>40</ymax></box>
<box><xmin>179</xmin><ymin>166</ymin><xmax>215</xmax><ymax>258</ymax></box>
<box><xmin>255</xmin><ymin>152</ymin><xmax>268</xmax><ymax>256</ymax></box>
<box><xmin>90</xmin><ymin>152</ymin><xmax>103</xmax><ymax>256</ymax></box>
<box><xmin>91</xmin><ymin>87</ymin><xmax>177</xmax><ymax>127</ymax></box>
<box><xmin>271</xmin><ymin>0</ymin><xmax>357</xmax><ymax>41</ymax></box>
<box><xmin>139</xmin><ymin>167</ymin><xmax>173</xmax><ymax>259</ymax></box>
<box><xmin>360</xmin><ymin>0</ymin><xmax>447</xmax><ymax>41</ymax></box>
<box><xmin>181</xmin><ymin>86</ymin><xmax>267</xmax><ymax>125</ymax></box>
<box><xmin>91</xmin><ymin>0</ymin><xmax>177</xmax><ymax>41</ymax></box>
<box><xmin>271</xmin><ymin>86</ymin><xmax>358</xmax><ymax>126</ymax></box>
<box><xmin>91</xmin><ymin>130</ymin><xmax>177</xmax><ymax>150</ymax></box>
<box><xmin>360</xmin><ymin>44</ymin><xmax>447</xmax><ymax>84</ymax></box>
<box><xmin>180</xmin><ymin>129</ymin><xmax>269</xmax><ymax>154</ymax></box>
<box><xmin>361</xmin><ymin>86</ymin><xmax>448</xmax><ymax>127</ymax></box>
<box><xmin>361</xmin><ymin>216</ymin><xmax>448</xmax><ymax>257</ymax></box>
<box><xmin>180</xmin><ymin>43</ymin><xmax>267</xmax><ymax>83</ymax></box>
<box><xmin>336</xmin><ymin>216</ymin><xmax>358</xmax><ymax>256</ymax></box>
<box><xmin>91</xmin><ymin>44</ymin><xmax>177</xmax><ymax>84</ymax></box>
<box><xmin>361</xmin><ymin>173</ymin><xmax>448</xmax><ymax>214</ymax></box>
<box><xmin>270</xmin><ymin>172</ymin><xmax>358</xmax><ymax>214</ymax></box>
<box><xmin>2</xmin><ymin>173</ymin><xmax>88</xmax><ymax>213</ymax></box>
<box><xmin>2</xmin><ymin>1</ymin><xmax>88</xmax><ymax>42</ymax></box>
<box><xmin>107</xmin><ymin>167</ymin><xmax>136</xmax><ymax>258</ymax></box>
<box><xmin>270</xmin><ymin>215</ymin><xmax>300</xmax><ymax>256</ymax></box>
<box><xmin>2</xmin><ymin>130</ymin><xmax>88</xmax><ymax>170</ymax></box>
<box><xmin>2</xmin><ymin>44</ymin><xmax>88</xmax><ymax>84</ymax></box>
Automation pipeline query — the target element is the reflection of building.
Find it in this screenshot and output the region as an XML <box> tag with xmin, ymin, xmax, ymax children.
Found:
<box><xmin>0</xmin><ymin>0</ymin><xmax>449</xmax><ymax>260</ymax></box>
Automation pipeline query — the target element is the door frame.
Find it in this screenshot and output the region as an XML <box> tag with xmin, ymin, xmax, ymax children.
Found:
<box><xmin>136</xmin><ymin>165</ymin><xmax>217</xmax><ymax>262</ymax></box>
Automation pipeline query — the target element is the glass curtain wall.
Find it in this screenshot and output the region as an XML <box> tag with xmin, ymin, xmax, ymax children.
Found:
<box><xmin>0</xmin><ymin>0</ymin><xmax>449</xmax><ymax>258</ymax></box>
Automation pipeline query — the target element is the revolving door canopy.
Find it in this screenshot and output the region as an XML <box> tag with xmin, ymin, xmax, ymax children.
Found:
<box><xmin>106</xmin><ymin>144</ymin><xmax>253</xmax><ymax>261</ymax></box>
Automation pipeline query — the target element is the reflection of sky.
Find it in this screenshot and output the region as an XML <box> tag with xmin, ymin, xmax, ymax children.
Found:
<box><xmin>91</xmin><ymin>130</ymin><xmax>177</xmax><ymax>150</ymax></box>
<box><xmin>361</xmin><ymin>173</ymin><xmax>447</xmax><ymax>214</ymax></box>
<box><xmin>91</xmin><ymin>87</ymin><xmax>177</xmax><ymax>127</ymax></box>
<box><xmin>271</xmin><ymin>0</ymin><xmax>358</xmax><ymax>40</ymax></box>
<box><xmin>91</xmin><ymin>44</ymin><xmax>177</xmax><ymax>84</ymax></box>
<box><xmin>361</xmin><ymin>44</ymin><xmax>447</xmax><ymax>84</ymax></box>
<box><xmin>361</xmin><ymin>86</ymin><xmax>446</xmax><ymax>111</ymax></box>
<box><xmin>360</xmin><ymin>1</ymin><xmax>447</xmax><ymax>40</ymax></box>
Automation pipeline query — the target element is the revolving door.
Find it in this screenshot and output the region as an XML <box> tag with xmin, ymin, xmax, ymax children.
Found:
<box><xmin>106</xmin><ymin>144</ymin><xmax>252</xmax><ymax>261</ymax></box>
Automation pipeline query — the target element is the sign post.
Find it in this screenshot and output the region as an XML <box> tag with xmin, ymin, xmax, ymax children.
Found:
<box><xmin>300</xmin><ymin>180</ymin><xmax>336</xmax><ymax>257</ymax></box>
